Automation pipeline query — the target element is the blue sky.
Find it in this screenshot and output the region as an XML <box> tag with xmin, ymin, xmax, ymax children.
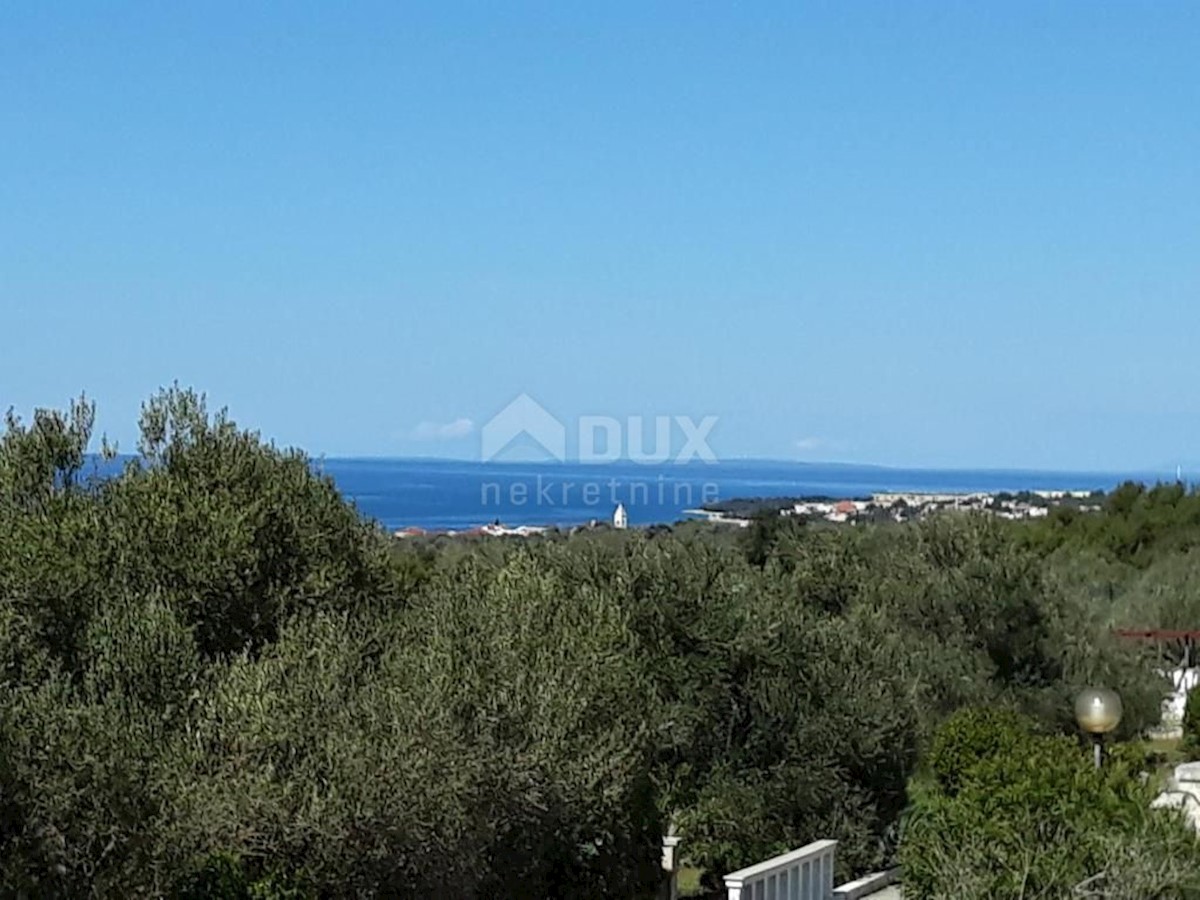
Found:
<box><xmin>2</xmin><ymin>2</ymin><xmax>1197</xmax><ymax>471</ymax></box>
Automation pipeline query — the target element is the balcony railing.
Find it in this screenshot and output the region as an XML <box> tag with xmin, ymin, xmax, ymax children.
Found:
<box><xmin>723</xmin><ymin>840</ymin><xmax>837</xmax><ymax>900</ymax></box>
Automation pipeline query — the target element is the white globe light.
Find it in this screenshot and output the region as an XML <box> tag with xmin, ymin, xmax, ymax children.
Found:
<box><xmin>1074</xmin><ymin>687</ymin><xmax>1123</xmax><ymax>735</ymax></box>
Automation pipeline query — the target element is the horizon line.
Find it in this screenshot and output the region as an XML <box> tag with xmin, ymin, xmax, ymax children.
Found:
<box><xmin>85</xmin><ymin>451</ymin><xmax>1185</xmax><ymax>479</ymax></box>
<box><xmin>306</xmin><ymin>454</ymin><xmax>1179</xmax><ymax>478</ymax></box>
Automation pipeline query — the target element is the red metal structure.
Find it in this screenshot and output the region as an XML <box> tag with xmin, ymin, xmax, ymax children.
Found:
<box><xmin>1113</xmin><ymin>629</ymin><xmax>1200</xmax><ymax>641</ymax></box>
<box><xmin>1113</xmin><ymin>629</ymin><xmax>1199</xmax><ymax>667</ymax></box>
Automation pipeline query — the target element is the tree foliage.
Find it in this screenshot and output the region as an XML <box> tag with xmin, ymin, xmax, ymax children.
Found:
<box><xmin>0</xmin><ymin>390</ymin><xmax>1193</xmax><ymax>896</ymax></box>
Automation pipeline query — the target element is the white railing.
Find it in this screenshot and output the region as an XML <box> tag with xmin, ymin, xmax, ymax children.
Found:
<box><xmin>724</xmin><ymin>840</ymin><xmax>837</xmax><ymax>900</ymax></box>
<box><xmin>832</xmin><ymin>868</ymin><xmax>898</xmax><ymax>899</ymax></box>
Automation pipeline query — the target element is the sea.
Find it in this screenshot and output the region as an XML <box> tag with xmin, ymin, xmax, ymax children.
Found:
<box><xmin>313</xmin><ymin>458</ymin><xmax>1166</xmax><ymax>532</ymax></box>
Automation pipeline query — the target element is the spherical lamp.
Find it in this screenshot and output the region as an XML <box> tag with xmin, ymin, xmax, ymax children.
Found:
<box><xmin>1074</xmin><ymin>687</ymin><xmax>1122</xmax><ymax>768</ymax></box>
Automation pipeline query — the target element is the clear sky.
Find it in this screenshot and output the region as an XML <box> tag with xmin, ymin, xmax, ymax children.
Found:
<box><xmin>3</xmin><ymin>2</ymin><xmax>1198</xmax><ymax>471</ymax></box>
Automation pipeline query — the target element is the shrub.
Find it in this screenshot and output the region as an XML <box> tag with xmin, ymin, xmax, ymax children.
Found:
<box><xmin>901</xmin><ymin>707</ymin><xmax>1200</xmax><ymax>899</ymax></box>
<box><xmin>926</xmin><ymin>706</ymin><xmax>1039</xmax><ymax>796</ymax></box>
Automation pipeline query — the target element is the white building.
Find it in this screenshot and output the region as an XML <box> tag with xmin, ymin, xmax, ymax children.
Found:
<box><xmin>613</xmin><ymin>503</ymin><xmax>628</xmax><ymax>530</ymax></box>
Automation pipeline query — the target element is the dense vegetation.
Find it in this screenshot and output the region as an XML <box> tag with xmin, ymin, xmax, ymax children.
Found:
<box><xmin>902</xmin><ymin>709</ymin><xmax>1200</xmax><ymax>898</ymax></box>
<box><xmin>1</xmin><ymin>390</ymin><xmax>1198</xmax><ymax>897</ymax></box>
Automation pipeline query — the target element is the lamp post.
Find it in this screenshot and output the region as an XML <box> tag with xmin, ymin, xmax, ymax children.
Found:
<box><xmin>1074</xmin><ymin>687</ymin><xmax>1123</xmax><ymax>769</ymax></box>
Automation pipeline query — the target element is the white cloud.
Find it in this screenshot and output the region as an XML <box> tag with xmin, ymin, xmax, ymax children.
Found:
<box><xmin>412</xmin><ymin>417</ymin><xmax>475</xmax><ymax>441</ymax></box>
<box><xmin>794</xmin><ymin>437</ymin><xmax>825</xmax><ymax>452</ymax></box>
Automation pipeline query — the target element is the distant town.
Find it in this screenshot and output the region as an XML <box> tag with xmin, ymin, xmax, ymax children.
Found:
<box><xmin>691</xmin><ymin>489</ymin><xmax>1105</xmax><ymax>528</ymax></box>
<box><xmin>392</xmin><ymin>490</ymin><xmax>1111</xmax><ymax>538</ymax></box>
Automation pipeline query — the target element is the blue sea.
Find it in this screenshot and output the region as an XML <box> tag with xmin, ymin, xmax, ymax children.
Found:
<box><xmin>314</xmin><ymin>458</ymin><xmax>1165</xmax><ymax>531</ymax></box>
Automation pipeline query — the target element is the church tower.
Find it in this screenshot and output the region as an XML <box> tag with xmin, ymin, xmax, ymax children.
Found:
<box><xmin>613</xmin><ymin>503</ymin><xmax>628</xmax><ymax>530</ymax></box>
